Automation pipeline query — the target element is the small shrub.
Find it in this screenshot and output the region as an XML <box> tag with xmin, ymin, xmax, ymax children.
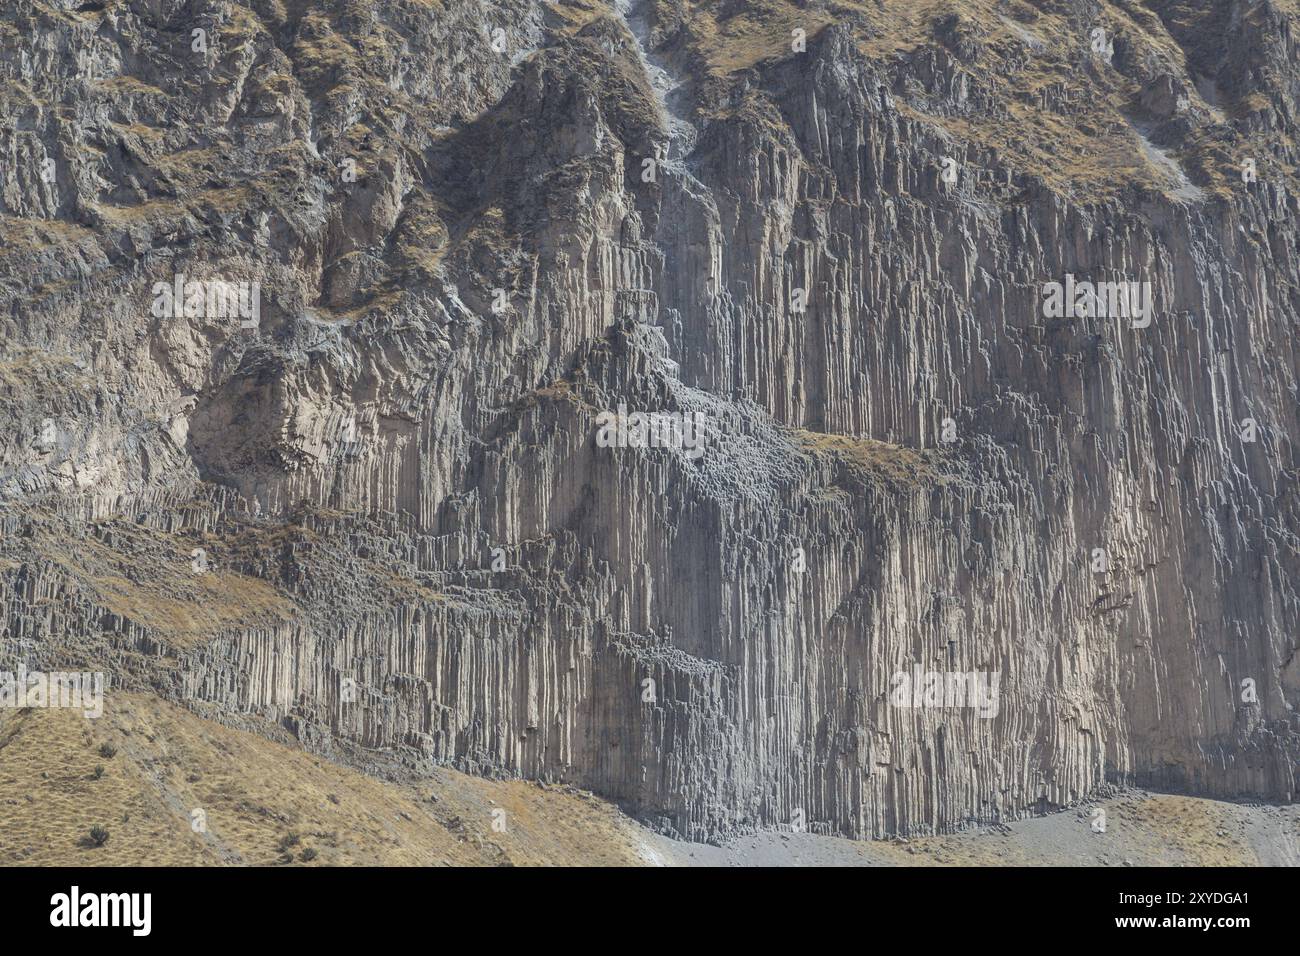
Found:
<box><xmin>97</xmin><ymin>743</ymin><xmax>117</xmax><ymax>759</ymax></box>
<box><xmin>87</xmin><ymin>826</ymin><xmax>110</xmax><ymax>848</ymax></box>
<box><xmin>277</xmin><ymin>832</ymin><xmax>301</xmax><ymax>852</ymax></box>
<box><xmin>299</xmin><ymin>848</ymin><xmax>317</xmax><ymax>862</ymax></box>
<box><xmin>92</xmin><ymin>765</ymin><xmax>104</xmax><ymax>780</ymax></box>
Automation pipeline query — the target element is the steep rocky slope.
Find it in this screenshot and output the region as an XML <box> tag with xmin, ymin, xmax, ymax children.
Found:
<box><xmin>0</xmin><ymin>691</ymin><xmax>664</xmax><ymax>865</ymax></box>
<box><xmin>3</xmin><ymin>691</ymin><xmax>1295</xmax><ymax>865</ymax></box>
<box><xmin>1</xmin><ymin>0</ymin><xmax>1298</xmax><ymax>843</ymax></box>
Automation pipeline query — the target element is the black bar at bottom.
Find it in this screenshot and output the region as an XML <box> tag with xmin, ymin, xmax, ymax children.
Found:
<box><xmin>0</xmin><ymin>865</ymin><xmax>1276</xmax><ymax>942</ymax></box>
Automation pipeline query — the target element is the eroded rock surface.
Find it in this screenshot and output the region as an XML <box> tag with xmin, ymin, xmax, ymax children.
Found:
<box><xmin>2</xmin><ymin>0</ymin><xmax>1298</xmax><ymax>841</ymax></box>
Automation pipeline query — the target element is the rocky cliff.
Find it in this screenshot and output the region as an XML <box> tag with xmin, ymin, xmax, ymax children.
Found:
<box><xmin>2</xmin><ymin>0</ymin><xmax>1298</xmax><ymax>842</ymax></box>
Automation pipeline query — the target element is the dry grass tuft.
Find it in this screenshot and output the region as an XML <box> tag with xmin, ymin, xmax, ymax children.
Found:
<box><xmin>794</xmin><ymin>427</ymin><xmax>941</xmax><ymax>485</ymax></box>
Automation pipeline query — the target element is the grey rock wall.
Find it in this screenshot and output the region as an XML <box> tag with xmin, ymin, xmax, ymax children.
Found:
<box><xmin>1</xmin><ymin>0</ymin><xmax>1297</xmax><ymax>841</ymax></box>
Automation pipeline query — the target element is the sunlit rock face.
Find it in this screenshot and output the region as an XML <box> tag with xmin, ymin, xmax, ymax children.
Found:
<box><xmin>1</xmin><ymin>0</ymin><xmax>1297</xmax><ymax>841</ymax></box>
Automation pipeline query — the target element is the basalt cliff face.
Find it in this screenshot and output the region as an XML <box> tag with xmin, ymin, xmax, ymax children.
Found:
<box><xmin>1</xmin><ymin>0</ymin><xmax>1298</xmax><ymax>842</ymax></box>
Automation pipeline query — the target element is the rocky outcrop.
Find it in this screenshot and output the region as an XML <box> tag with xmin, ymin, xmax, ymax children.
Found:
<box><xmin>2</xmin><ymin>0</ymin><xmax>1298</xmax><ymax>842</ymax></box>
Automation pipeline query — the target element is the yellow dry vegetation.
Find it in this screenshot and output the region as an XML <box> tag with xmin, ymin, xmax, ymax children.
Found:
<box><xmin>685</xmin><ymin>0</ymin><xmax>842</xmax><ymax>74</ymax></box>
<box><xmin>0</xmin><ymin>218</ymin><xmax>97</xmax><ymax>261</ymax></box>
<box><xmin>289</xmin><ymin>12</ymin><xmax>366</xmax><ymax>88</ymax></box>
<box><xmin>0</xmin><ymin>349</ymin><xmax>91</xmax><ymax>392</ymax></box>
<box><xmin>867</xmin><ymin>794</ymin><xmax>1268</xmax><ymax>866</ymax></box>
<box><xmin>109</xmin><ymin>121</ymin><xmax>166</xmax><ymax>144</ymax></box>
<box><xmin>549</xmin><ymin>0</ymin><xmax>609</xmax><ymax>32</ymax></box>
<box><xmin>95</xmin><ymin>75</ymin><xmax>165</xmax><ymax>97</ymax></box>
<box><xmin>29</xmin><ymin>524</ymin><xmax>299</xmax><ymax>650</ymax></box>
<box><xmin>673</xmin><ymin>0</ymin><xmax>1300</xmax><ymax>199</ymax></box>
<box><xmin>0</xmin><ymin>692</ymin><xmax>657</xmax><ymax>866</ymax></box>
<box><xmin>394</xmin><ymin>194</ymin><xmax>452</xmax><ymax>276</ymax></box>
<box><xmin>90</xmin><ymin>181</ymin><xmax>251</xmax><ymax>226</ymax></box>
<box><xmin>314</xmin><ymin>289</ymin><xmax>405</xmax><ymax>325</ymax></box>
<box><xmin>794</xmin><ymin>427</ymin><xmax>941</xmax><ymax>485</ymax></box>
<box><xmin>151</xmin><ymin>146</ymin><xmax>223</xmax><ymax>179</ymax></box>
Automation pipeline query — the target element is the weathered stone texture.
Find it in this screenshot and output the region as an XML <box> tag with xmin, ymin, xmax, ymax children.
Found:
<box><xmin>2</xmin><ymin>0</ymin><xmax>1297</xmax><ymax>841</ymax></box>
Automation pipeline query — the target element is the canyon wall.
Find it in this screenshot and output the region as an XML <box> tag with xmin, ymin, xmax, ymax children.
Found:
<box><xmin>2</xmin><ymin>0</ymin><xmax>1297</xmax><ymax>840</ymax></box>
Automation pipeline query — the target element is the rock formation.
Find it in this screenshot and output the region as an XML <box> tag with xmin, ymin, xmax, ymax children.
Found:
<box><xmin>1</xmin><ymin>0</ymin><xmax>1297</xmax><ymax>842</ymax></box>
